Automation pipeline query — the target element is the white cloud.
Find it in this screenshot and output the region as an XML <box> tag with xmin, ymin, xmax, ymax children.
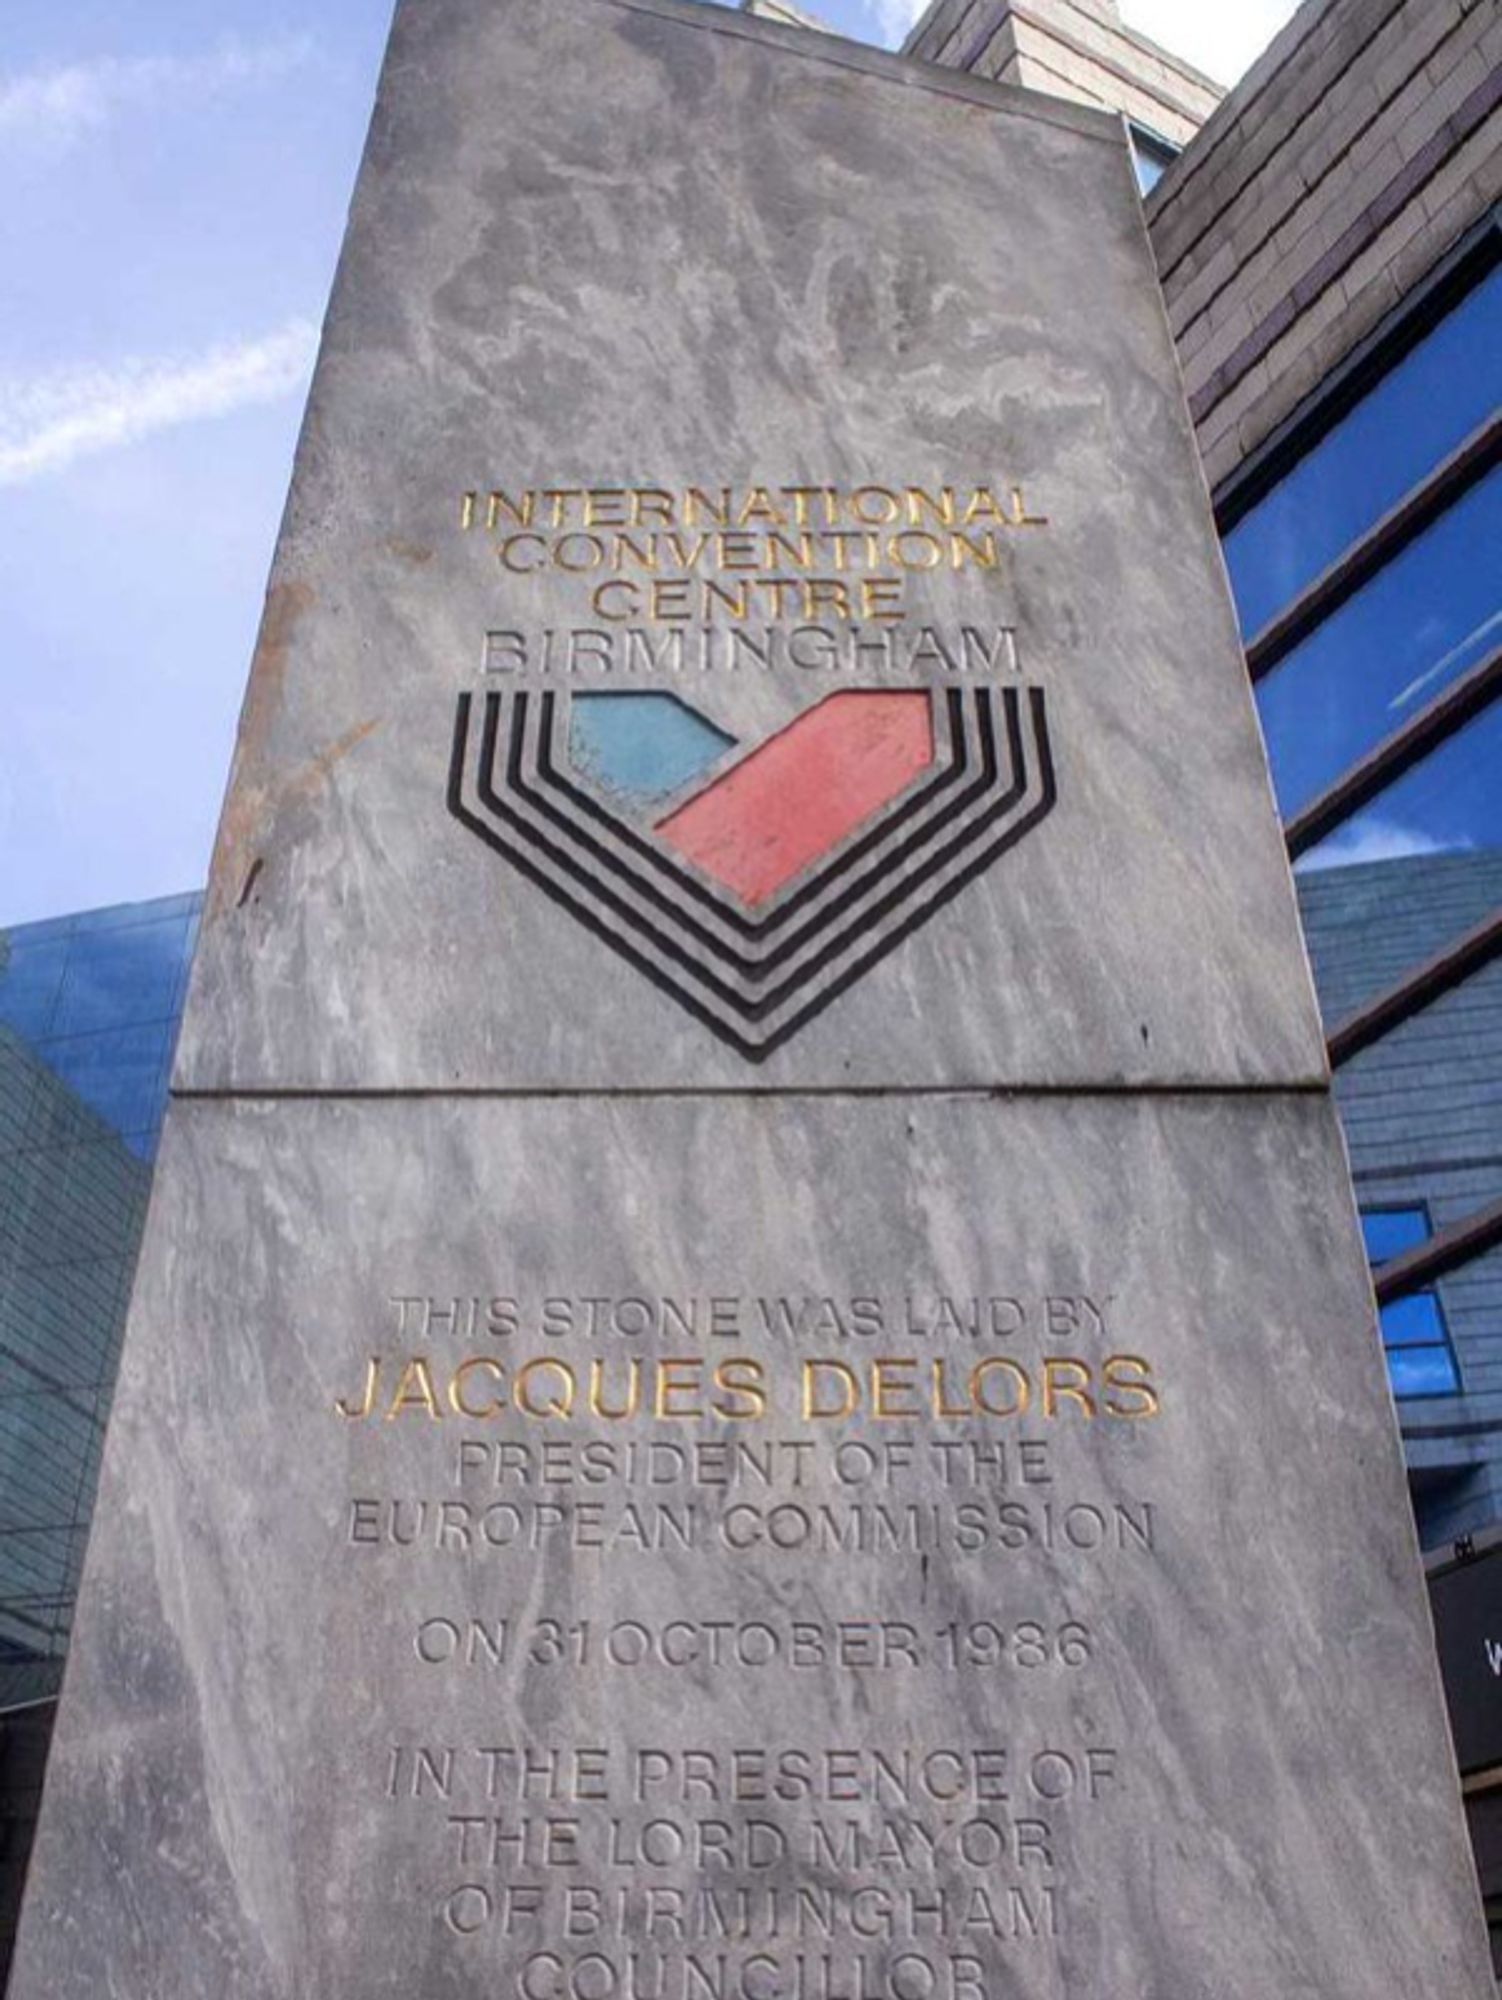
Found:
<box><xmin>0</xmin><ymin>38</ymin><xmax>314</xmax><ymax>152</ymax></box>
<box><xmin>1294</xmin><ymin>817</ymin><xmax>1463</xmax><ymax>873</ymax></box>
<box><xmin>0</xmin><ymin>322</ymin><xmax>319</xmax><ymax>487</ymax></box>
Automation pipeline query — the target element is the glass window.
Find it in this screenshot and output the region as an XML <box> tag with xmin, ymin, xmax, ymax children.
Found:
<box><xmin>50</xmin><ymin>916</ymin><xmax>194</xmax><ymax>1037</ymax></box>
<box><xmin>0</xmin><ymin>939</ymin><xmax>69</xmax><ymax>1042</ymax></box>
<box><xmin>1357</xmin><ymin>1205</ymin><xmax>1461</xmax><ymax>1398</ymax></box>
<box><xmin>40</xmin><ymin>1023</ymin><xmax>174</xmax><ymax>1151</ymax></box>
<box><xmin>1380</xmin><ymin>1292</ymin><xmax>1449</xmax><ymax>1348</ymax></box>
<box><xmin>1129</xmin><ymin>125</ymin><xmax>1178</xmax><ymax>196</ymax></box>
<box><xmin>1224</xmin><ymin>261</ymin><xmax>1502</xmax><ymax>635</ymax></box>
<box><xmin>1385</xmin><ymin>1341</ymin><xmax>1461</xmax><ymax>1398</ymax></box>
<box><xmin>1256</xmin><ymin>466</ymin><xmax>1502</xmax><ymax>820</ymax></box>
<box><xmin>1361</xmin><ymin>1206</ymin><xmax>1430</xmax><ymax>1262</ymax></box>
<box><xmin>1293</xmin><ymin>697</ymin><xmax>1502</xmax><ymax>876</ymax></box>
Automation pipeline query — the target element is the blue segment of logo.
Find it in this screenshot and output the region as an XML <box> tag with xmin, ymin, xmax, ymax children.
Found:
<box><xmin>569</xmin><ymin>693</ymin><xmax>736</xmax><ymax>805</ymax></box>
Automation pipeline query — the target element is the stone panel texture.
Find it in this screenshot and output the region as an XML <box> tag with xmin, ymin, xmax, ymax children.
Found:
<box><xmin>10</xmin><ymin>1093</ymin><xmax>1496</xmax><ymax>1998</ymax></box>
<box><xmin>167</xmin><ymin>0</ymin><xmax>1319</xmax><ymax>1094</ymax></box>
<box><xmin>7</xmin><ymin>4</ymin><xmax>1491</xmax><ymax>1997</ymax></box>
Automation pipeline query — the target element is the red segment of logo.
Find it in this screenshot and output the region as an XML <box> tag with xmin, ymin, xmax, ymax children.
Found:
<box><xmin>655</xmin><ymin>691</ymin><xmax>935</xmax><ymax>908</ymax></box>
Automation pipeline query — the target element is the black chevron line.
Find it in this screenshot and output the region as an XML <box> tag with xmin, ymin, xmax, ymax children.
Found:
<box><xmin>447</xmin><ymin>685</ymin><xmax>1057</xmax><ymax>1057</ymax></box>
<box><xmin>520</xmin><ymin>690</ymin><xmax>1011</xmax><ymax>979</ymax></box>
<box><xmin>445</xmin><ymin>695</ymin><xmax>767</xmax><ymax>1063</ymax></box>
<box><xmin>742</xmin><ymin>689</ymin><xmax>1058</xmax><ymax>1060</ymax></box>
<box><xmin>487</xmin><ymin>688</ymin><xmax>1028</xmax><ymax>1025</ymax></box>
<box><xmin>489</xmin><ymin>690</ymin><xmax>1010</xmax><ymax>1020</ymax></box>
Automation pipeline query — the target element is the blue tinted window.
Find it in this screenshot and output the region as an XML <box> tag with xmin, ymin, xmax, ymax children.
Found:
<box><xmin>1361</xmin><ymin>1207</ymin><xmax>1430</xmax><ymax>1263</ymax></box>
<box><xmin>1256</xmin><ymin>467</ymin><xmax>1502</xmax><ymax>819</ymax></box>
<box><xmin>1130</xmin><ymin>126</ymin><xmax>1177</xmax><ymax>196</ymax></box>
<box><xmin>40</xmin><ymin>1023</ymin><xmax>173</xmax><ymax>1153</ymax></box>
<box><xmin>0</xmin><ymin>895</ymin><xmax>200</xmax><ymax>1154</ymax></box>
<box><xmin>1380</xmin><ymin>1292</ymin><xmax>1448</xmax><ymax>1349</ymax></box>
<box><xmin>68</xmin><ymin>892</ymin><xmax>201</xmax><ymax>932</ymax></box>
<box><xmin>1225</xmin><ymin>262</ymin><xmax>1502</xmax><ymax>635</ymax></box>
<box><xmin>0</xmin><ymin>941</ymin><xmax>68</xmax><ymax>1041</ymax></box>
<box><xmin>1386</xmin><ymin>1343</ymin><xmax>1461</xmax><ymax>1398</ymax></box>
<box><xmin>1294</xmin><ymin>698</ymin><xmax>1502</xmax><ymax>875</ymax></box>
<box><xmin>50</xmin><ymin>916</ymin><xmax>193</xmax><ymax>1037</ymax></box>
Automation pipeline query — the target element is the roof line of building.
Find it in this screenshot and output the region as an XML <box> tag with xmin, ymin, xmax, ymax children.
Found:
<box><xmin>599</xmin><ymin>0</ymin><xmax>1125</xmax><ymax>146</ymax></box>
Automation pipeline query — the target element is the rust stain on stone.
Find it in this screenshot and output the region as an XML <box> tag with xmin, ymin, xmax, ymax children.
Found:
<box><xmin>289</xmin><ymin>717</ymin><xmax>383</xmax><ymax>801</ymax></box>
<box><xmin>208</xmin><ymin>580</ymin><xmax>315</xmax><ymax>917</ymax></box>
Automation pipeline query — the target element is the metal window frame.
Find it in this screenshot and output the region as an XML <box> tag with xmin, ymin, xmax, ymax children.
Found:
<box><xmin>1325</xmin><ymin>905</ymin><xmax>1502</xmax><ymax>1069</ymax></box>
<box><xmin>1374</xmin><ymin>1196</ymin><xmax>1502</xmax><ymax>1308</ymax></box>
<box><xmin>1244</xmin><ymin>411</ymin><xmax>1502</xmax><ymax>684</ymax></box>
<box><xmin>1360</xmin><ymin>1197</ymin><xmax>1433</xmax><ymax>1263</ymax></box>
<box><xmin>1214</xmin><ymin>208</ymin><xmax>1502</xmax><ymax>536</ymax></box>
<box><xmin>1285</xmin><ymin>645</ymin><xmax>1502</xmax><ymax>861</ymax></box>
<box><xmin>1362</xmin><ymin>1199</ymin><xmax>1463</xmax><ymax>1401</ymax></box>
<box><xmin>1222</xmin><ymin>218</ymin><xmax>1502</xmax><ymax>1425</ymax></box>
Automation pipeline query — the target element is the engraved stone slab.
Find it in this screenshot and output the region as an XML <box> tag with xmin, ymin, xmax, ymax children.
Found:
<box><xmin>175</xmin><ymin>0</ymin><xmax>1325</xmax><ymax>1092</ymax></box>
<box><xmin>10</xmin><ymin>1092</ymin><xmax>1492</xmax><ymax>1996</ymax></box>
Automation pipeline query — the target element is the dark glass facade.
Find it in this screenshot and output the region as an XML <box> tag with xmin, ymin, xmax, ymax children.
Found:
<box><xmin>0</xmin><ymin>894</ymin><xmax>201</xmax><ymax>1161</ymax></box>
<box><xmin>1222</xmin><ymin>262</ymin><xmax>1502</xmax><ymax>638</ymax></box>
<box><xmin>0</xmin><ymin>893</ymin><xmax>199</xmax><ymax>1977</ymax></box>
<box><xmin>1220</xmin><ymin>243</ymin><xmax>1502</xmax><ymax>1538</ymax></box>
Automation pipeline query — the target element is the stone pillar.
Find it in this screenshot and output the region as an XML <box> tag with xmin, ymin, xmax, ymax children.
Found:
<box><xmin>9</xmin><ymin>2</ymin><xmax>1492</xmax><ymax>1994</ymax></box>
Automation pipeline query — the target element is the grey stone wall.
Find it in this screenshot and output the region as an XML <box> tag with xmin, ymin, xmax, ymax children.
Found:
<box><xmin>7</xmin><ymin>3</ymin><xmax>1491</xmax><ymax>1994</ymax></box>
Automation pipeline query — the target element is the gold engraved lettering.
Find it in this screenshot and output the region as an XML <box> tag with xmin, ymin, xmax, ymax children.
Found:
<box><xmin>590</xmin><ymin>1358</ymin><xmax>643</xmax><ymax>1421</ymax></box>
<box><xmin>861</xmin><ymin>578</ymin><xmax>905</xmax><ymax>623</ymax></box>
<box><xmin>1102</xmin><ymin>1353</ymin><xmax>1160</xmax><ymax>1418</ymax></box>
<box><xmin>592</xmin><ymin>580</ymin><xmax>638</xmax><ymax>623</ymax></box>
<box><xmin>904</xmin><ymin>486</ymin><xmax>958</xmax><ymax>526</ymax></box>
<box><xmin>684</xmin><ymin>487</ymin><xmax>731</xmax><ymax>528</ymax></box>
<box><xmin>583</xmin><ymin>489</ymin><xmax>628</xmax><ymax>529</ymax></box>
<box><xmin>630</xmin><ymin>488</ymin><xmax>676</xmax><ymax>526</ymax></box>
<box><xmin>515</xmin><ymin>1358</ymin><xmax>577</xmax><ymax>1420</ymax></box>
<box><xmin>387</xmin><ymin>1356</ymin><xmax>443</xmax><ymax>1421</ymax></box>
<box><xmin>737</xmin><ymin>487</ymin><xmax>786</xmax><ymax>528</ymax></box>
<box><xmin>971</xmin><ymin>1358</ymin><xmax>1031</xmax><ymax>1419</ymax></box>
<box><xmin>449</xmin><ymin>1356</ymin><xmax>507</xmax><ymax>1420</ymax></box>
<box><xmin>335</xmin><ymin>1356</ymin><xmax>380</xmax><ymax>1420</ymax></box>
<box><xmin>1042</xmin><ymin>1358</ymin><xmax>1096</xmax><ymax>1420</ymax></box>
<box><xmin>851</xmin><ymin>485</ymin><xmax>901</xmax><ymax>525</ymax></box>
<box><xmin>497</xmin><ymin>534</ymin><xmax>547</xmax><ymax>574</ymax></box>
<box><xmin>803</xmin><ymin>1360</ymin><xmax>860</xmax><ymax>1420</ymax></box>
<box><xmin>541</xmin><ymin>489</ymin><xmax>583</xmax><ymax>528</ymax></box>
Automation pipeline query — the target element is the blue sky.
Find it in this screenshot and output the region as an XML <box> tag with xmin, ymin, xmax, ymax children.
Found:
<box><xmin>0</xmin><ymin>0</ymin><xmax>1296</xmax><ymax>926</ymax></box>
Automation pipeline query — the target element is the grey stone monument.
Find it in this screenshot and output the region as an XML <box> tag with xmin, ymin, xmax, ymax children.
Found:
<box><xmin>10</xmin><ymin>0</ymin><xmax>1493</xmax><ymax>1993</ymax></box>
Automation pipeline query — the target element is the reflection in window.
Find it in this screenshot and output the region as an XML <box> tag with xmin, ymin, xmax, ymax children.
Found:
<box><xmin>0</xmin><ymin>897</ymin><xmax>200</xmax><ymax>1160</ymax></box>
<box><xmin>1224</xmin><ymin>261</ymin><xmax>1502</xmax><ymax>635</ymax></box>
<box><xmin>1293</xmin><ymin>697</ymin><xmax>1502</xmax><ymax>876</ymax></box>
<box><xmin>1129</xmin><ymin>124</ymin><xmax>1178</xmax><ymax>195</ymax></box>
<box><xmin>1358</xmin><ymin>1206</ymin><xmax>1462</xmax><ymax>1398</ymax></box>
<box><xmin>1256</xmin><ymin>466</ymin><xmax>1502</xmax><ymax>819</ymax></box>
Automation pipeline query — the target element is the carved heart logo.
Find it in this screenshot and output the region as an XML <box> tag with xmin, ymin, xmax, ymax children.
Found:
<box><xmin>448</xmin><ymin>684</ymin><xmax>1055</xmax><ymax>1061</ymax></box>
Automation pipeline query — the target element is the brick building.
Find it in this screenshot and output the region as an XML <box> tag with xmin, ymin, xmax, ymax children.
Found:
<box><xmin>903</xmin><ymin>0</ymin><xmax>1502</xmax><ymax>1966</ymax></box>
